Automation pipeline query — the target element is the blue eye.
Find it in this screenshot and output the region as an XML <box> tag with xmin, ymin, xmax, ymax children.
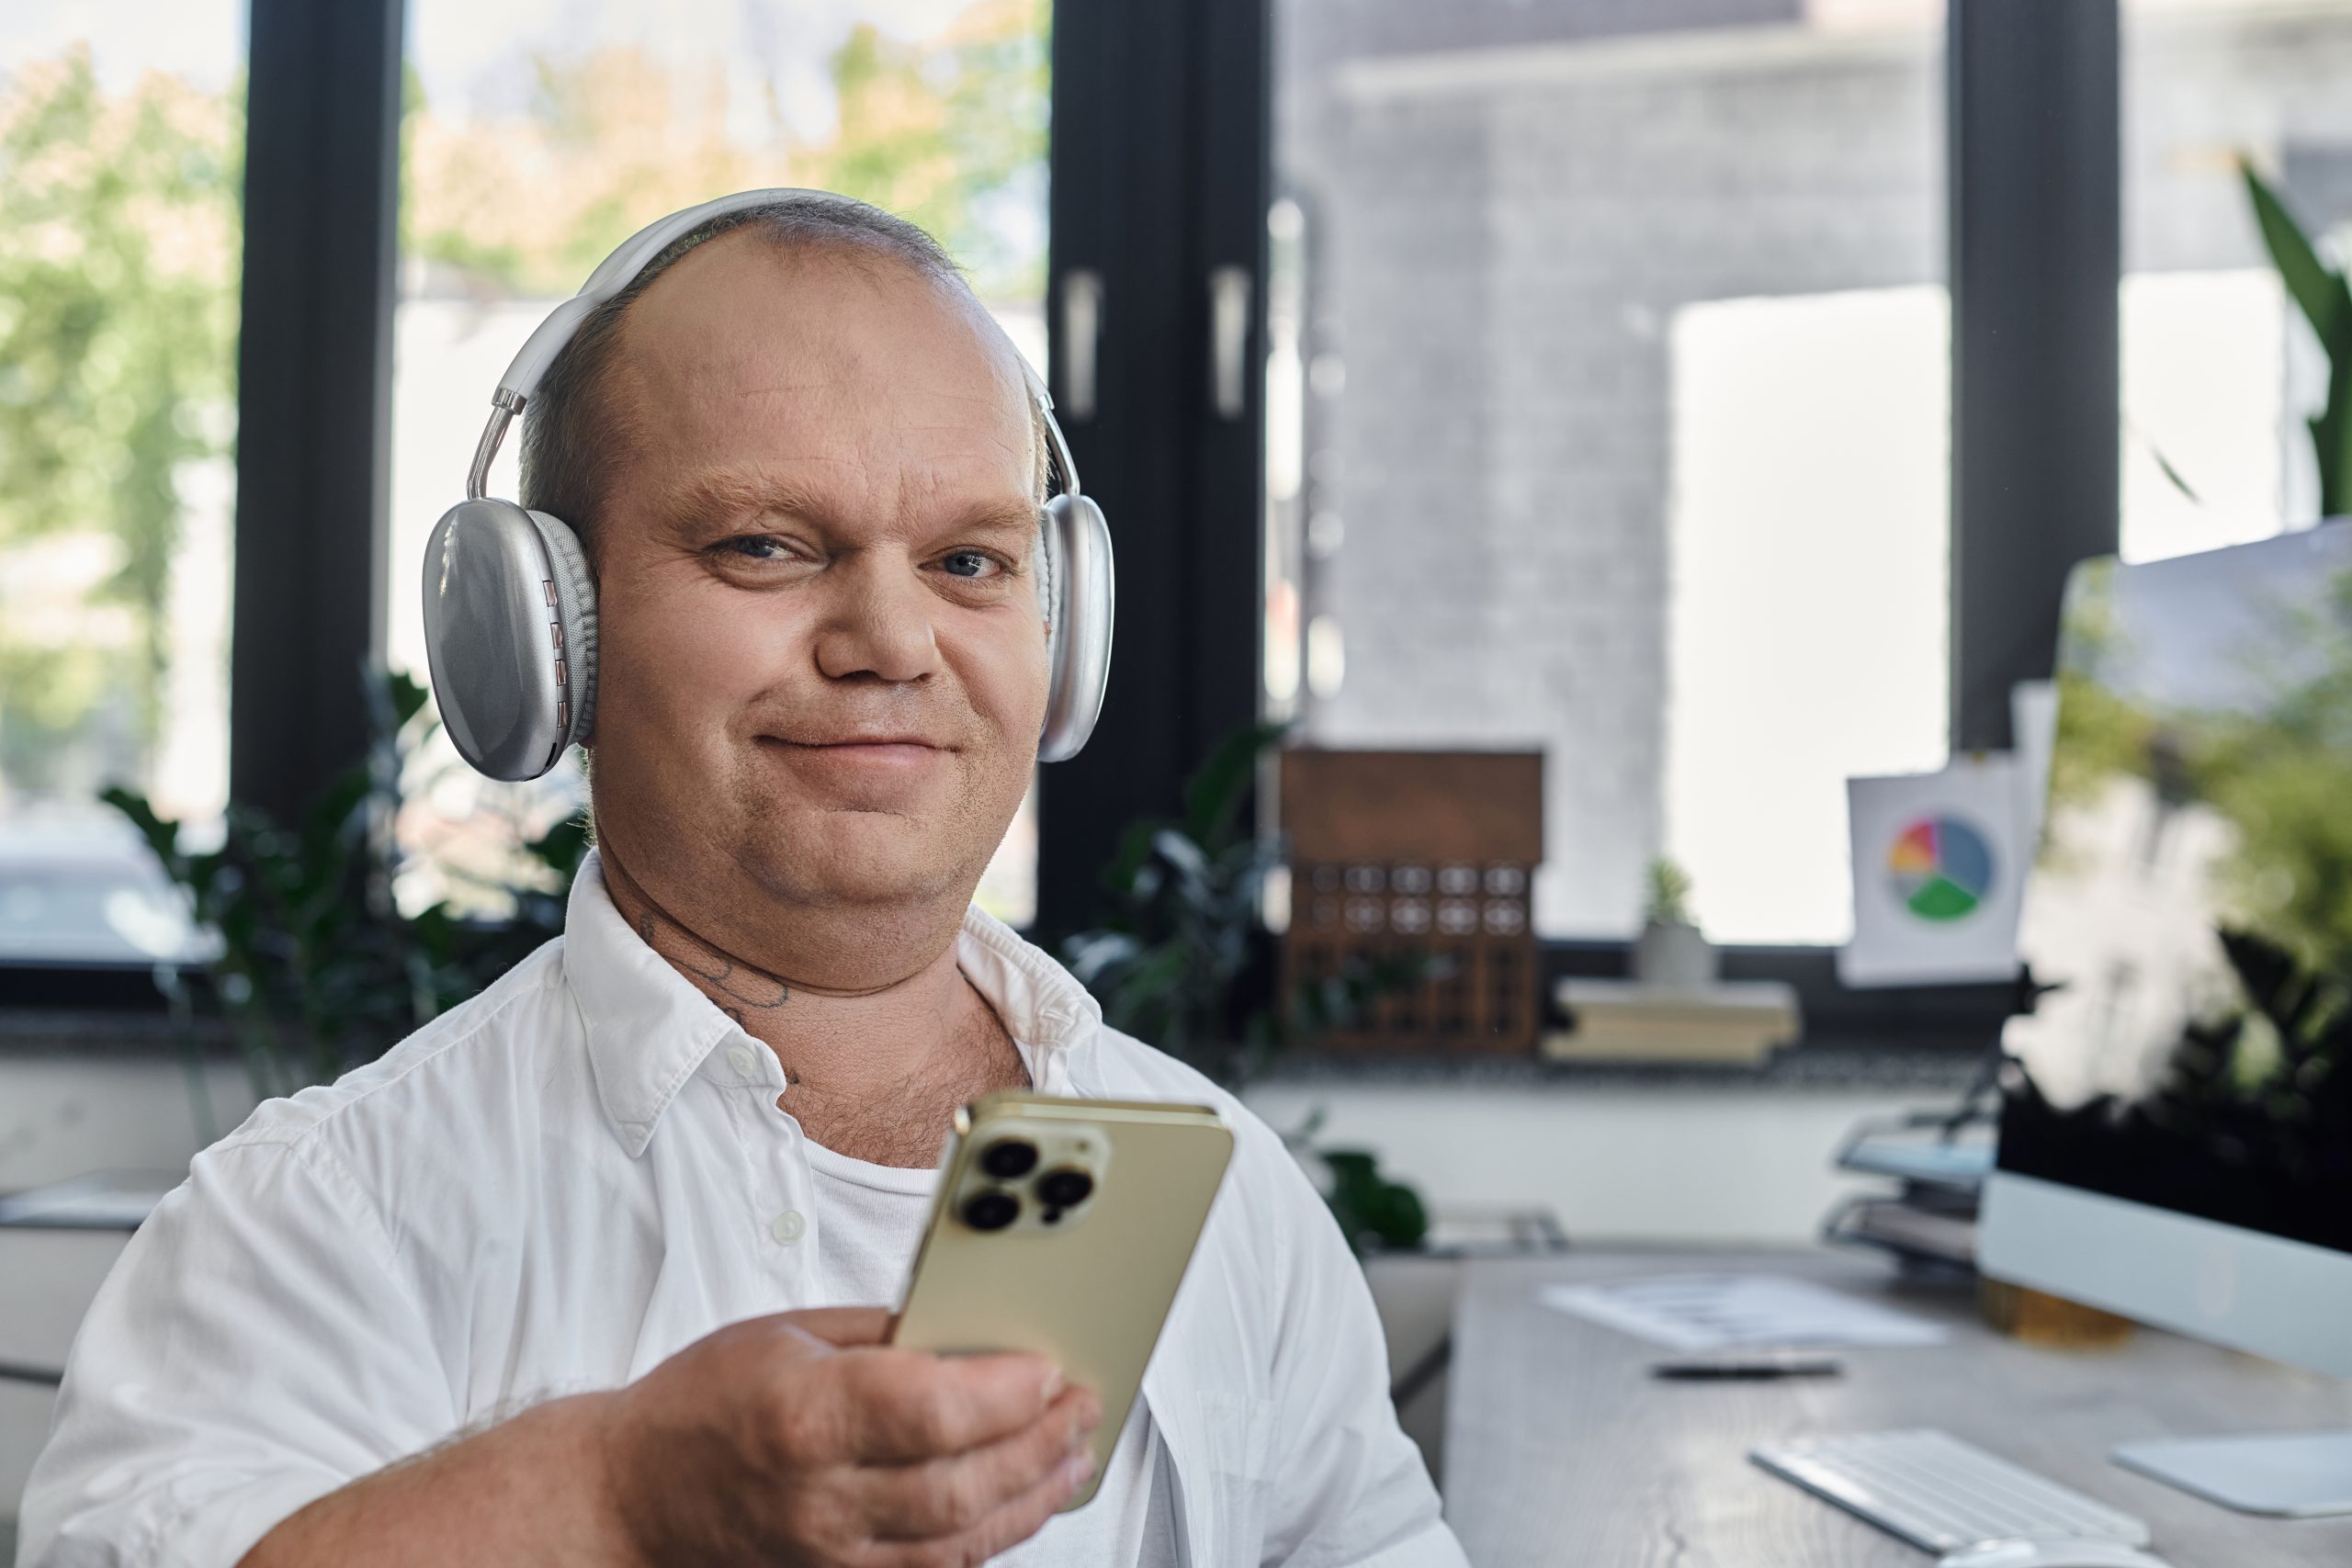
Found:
<box><xmin>723</xmin><ymin>536</ymin><xmax>783</xmax><ymax>559</ymax></box>
<box><xmin>943</xmin><ymin>550</ymin><xmax>997</xmax><ymax>579</ymax></box>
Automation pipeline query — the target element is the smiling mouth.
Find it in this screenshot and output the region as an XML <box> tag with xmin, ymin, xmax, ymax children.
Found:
<box><xmin>756</xmin><ymin>736</ymin><xmax>953</xmax><ymax>761</ymax></box>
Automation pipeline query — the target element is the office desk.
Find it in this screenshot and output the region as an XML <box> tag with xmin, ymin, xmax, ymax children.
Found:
<box><xmin>1443</xmin><ymin>1250</ymin><xmax>2352</xmax><ymax>1567</ymax></box>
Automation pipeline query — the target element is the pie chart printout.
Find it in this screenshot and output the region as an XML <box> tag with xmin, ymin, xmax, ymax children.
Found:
<box><xmin>1886</xmin><ymin>815</ymin><xmax>1996</xmax><ymax>922</ymax></box>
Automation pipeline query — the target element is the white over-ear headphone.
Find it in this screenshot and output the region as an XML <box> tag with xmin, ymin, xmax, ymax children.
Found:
<box><xmin>421</xmin><ymin>189</ymin><xmax>1114</xmax><ymax>784</ymax></box>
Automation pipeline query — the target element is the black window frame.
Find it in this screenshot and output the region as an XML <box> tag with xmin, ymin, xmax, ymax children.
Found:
<box><xmin>1035</xmin><ymin>0</ymin><xmax>2116</xmax><ymax>1053</ymax></box>
<box><xmin>6</xmin><ymin>0</ymin><xmax>2120</xmax><ymax>1060</ymax></box>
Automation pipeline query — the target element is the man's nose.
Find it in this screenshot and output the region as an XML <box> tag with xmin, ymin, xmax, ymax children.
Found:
<box><xmin>810</xmin><ymin>553</ymin><xmax>944</xmax><ymax>685</ymax></box>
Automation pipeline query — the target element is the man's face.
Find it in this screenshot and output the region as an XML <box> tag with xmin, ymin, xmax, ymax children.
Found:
<box><xmin>587</xmin><ymin>235</ymin><xmax>1049</xmax><ymax>924</ymax></box>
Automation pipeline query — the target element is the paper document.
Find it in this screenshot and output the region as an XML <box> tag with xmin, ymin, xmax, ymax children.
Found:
<box><xmin>1539</xmin><ymin>1272</ymin><xmax>1949</xmax><ymax>1351</ymax></box>
<box><xmin>1839</xmin><ymin>756</ymin><xmax>2027</xmax><ymax>987</ymax></box>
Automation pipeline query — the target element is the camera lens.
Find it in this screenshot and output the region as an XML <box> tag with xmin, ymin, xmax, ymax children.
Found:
<box><xmin>978</xmin><ymin>1139</ymin><xmax>1039</xmax><ymax>1179</ymax></box>
<box><xmin>962</xmin><ymin>1190</ymin><xmax>1020</xmax><ymax>1231</ymax></box>
<box><xmin>1035</xmin><ymin>1168</ymin><xmax>1094</xmax><ymax>1209</ymax></box>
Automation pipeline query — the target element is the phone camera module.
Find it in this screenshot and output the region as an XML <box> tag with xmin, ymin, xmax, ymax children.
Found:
<box><xmin>961</xmin><ymin>1190</ymin><xmax>1021</xmax><ymax>1232</ymax></box>
<box><xmin>1035</xmin><ymin>1168</ymin><xmax>1095</xmax><ymax>1209</ymax></box>
<box><xmin>978</xmin><ymin>1139</ymin><xmax>1039</xmax><ymax>1179</ymax></box>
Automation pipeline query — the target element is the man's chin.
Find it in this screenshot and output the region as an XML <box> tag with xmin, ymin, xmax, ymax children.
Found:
<box><xmin>736</xmin><ymin>815</ymin><xmax>979</xmax><ymax>912</ymax></box>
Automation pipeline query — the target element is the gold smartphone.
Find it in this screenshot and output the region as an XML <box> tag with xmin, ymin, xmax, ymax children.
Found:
<box><xmin>891</xmin><ymin>1091</ymin><xmax>1235</xmax><ymax>1509</ymax></box>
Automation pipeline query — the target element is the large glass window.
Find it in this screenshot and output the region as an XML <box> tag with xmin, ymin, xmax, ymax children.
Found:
<box><xmin>2120</xmin><ymin>0</ymin><xmax>2352</xmax><ymax>563</ymax></box>
<box><xmin>0</xmin><ymin>4</ymin><xmax>244</xmax><ymax>961</ymax></box>
<box><xmin>390</xmin><ymin>0</ymin><xmax>1050</xmax><ymax>924</ymax></box>
<box><xmin>1268</xmin><ymin>0</ymin><xmax>1950</xmax><ymax>944</ymax></box>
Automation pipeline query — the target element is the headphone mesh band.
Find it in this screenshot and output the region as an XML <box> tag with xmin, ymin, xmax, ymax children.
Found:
<box><xmin>530</xmin><ymin>512</ymin><xmax>599</xmax><ymax>751</ymax></box>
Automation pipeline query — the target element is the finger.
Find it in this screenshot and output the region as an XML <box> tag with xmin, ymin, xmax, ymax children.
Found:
<box><xmin>770</xmin><ymin>1306</ymin><xmax>898</xmax><ymax>1349</ymax></box>
<box><xmin>868</xmin><ymin>1439</ymin><xmax>1097</xmax><ymax>1568</ymax></box>
<box><xmin>864</xmin><ymin>1385</ymin><xmax>1103</xmax><ymax>1540</ymax></box>
<box><xmin>697</xmin><ymin>1307</ymin><xmax>897</xmax><ymax>1371</ymax></box>
<box><xmin>829</xmin><ymin>1348</ymin><xmax>1068</xmax><ymax>1461</ymax></box>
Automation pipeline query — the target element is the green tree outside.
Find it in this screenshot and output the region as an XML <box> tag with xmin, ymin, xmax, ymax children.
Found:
<box><xmin>0</xmin><ymin>48</ymin><xmax>241</xmax><ymax>795</ymax></box>
<box><xmin>401</xmin><ymin>0</ymin><xmax>1048</xmax><ymax>302</ymax></box>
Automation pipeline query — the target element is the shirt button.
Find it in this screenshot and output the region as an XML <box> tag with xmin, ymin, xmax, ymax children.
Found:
<box><xmin>728</xmin><ymin>1045</ymin><xmax>759</xmax><ymax>1077</ymax></box>
<box><xmin>770</xmin><ymin>1209</ymin><xmax>806</xmax><ymax>1245</ymax></box>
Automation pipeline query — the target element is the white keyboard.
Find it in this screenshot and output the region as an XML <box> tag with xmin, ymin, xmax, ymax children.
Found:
<box><xmin>1750</xmin><ymin>1429</ymin><xmax>2153</xmax><ymax>1553</ymax></box>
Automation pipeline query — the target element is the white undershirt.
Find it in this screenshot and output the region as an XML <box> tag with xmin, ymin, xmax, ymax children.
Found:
<box><xmin>803</xmin><ymin>1139</ymin><xmax>1181</xmax><ymax>1566</ymax></box>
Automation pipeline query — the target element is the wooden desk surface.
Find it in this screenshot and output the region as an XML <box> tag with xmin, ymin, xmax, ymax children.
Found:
<box><xmin>1442</xmin><ymin>1250</ymin><xmax>2352</xmax><ymax>1567</ymax></box>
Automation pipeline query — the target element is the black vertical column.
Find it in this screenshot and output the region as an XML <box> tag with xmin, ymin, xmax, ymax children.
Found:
<box><xmin>1948</xmin><ymin>0</ymin><xmax>2120</xmax><ymax>750</ymax></box>
<box><xmin>1188</xmin><ymin>0</ymin><xmax>1273</xmax><ymax>790</ymax></box>
<box><xmin>1035</xmin><ymin>0</ymin><xmax>1271</xmax><ymax>933</ymax></box>
<box><xmin>230</xmin><ymin>0</ymin><xmax>403</xmax><ymax>819</ymax></box>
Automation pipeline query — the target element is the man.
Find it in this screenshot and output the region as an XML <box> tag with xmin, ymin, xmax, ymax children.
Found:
<box><xmin>20</xmin><ymin>194</ymin><xmax>1463</xmax><ymax>1568</ymax></box>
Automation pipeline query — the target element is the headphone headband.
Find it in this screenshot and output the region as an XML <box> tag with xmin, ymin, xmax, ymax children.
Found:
<box><xmin>464</xmin><ymin>187</ymin><xmax>1080</xmax><ymax>501</ymax></box>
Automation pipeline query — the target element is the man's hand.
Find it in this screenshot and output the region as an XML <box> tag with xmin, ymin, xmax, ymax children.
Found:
<box><xmin>239</xmin><ymin>1307</ymin><xmax>1097</xmax><ymax>1568</ymax></box>
<box><xmin>599</xmin><ymin>1307</ymin><xmax>1102</xmax><ymax>1568</ymax></box>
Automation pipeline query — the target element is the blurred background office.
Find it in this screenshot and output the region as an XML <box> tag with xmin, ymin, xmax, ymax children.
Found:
<box><xmin>6</xmin><ymin>0</ymin><xmax>2352</xmax><ymax>1558</ymax></box>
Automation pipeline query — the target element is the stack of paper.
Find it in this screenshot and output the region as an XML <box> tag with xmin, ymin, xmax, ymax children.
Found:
<box><xmin>1539</xmin><ymin>1272</ymin><xmax>1949</xmax><ymax>1351</ymax></box>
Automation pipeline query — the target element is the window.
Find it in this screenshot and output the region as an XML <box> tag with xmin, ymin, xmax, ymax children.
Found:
<box><xmin>1267</xmin><ymin>0</ymin><xmax>1950</xmax><ymax>944</ymax></box>
<box><xmin>390</xmin><ymin>0</ymin><xmax>1051</xmax><ymax>924</ymax></box>
<box><xmin>2120</xmin><ymin>0</ymin><xmax>2352</xmax><ymax>563</ymax></box>
<box><xmin>0</xmin><ymin>3</ymin><xmax>244</xmax><ymax>961</ymax></box>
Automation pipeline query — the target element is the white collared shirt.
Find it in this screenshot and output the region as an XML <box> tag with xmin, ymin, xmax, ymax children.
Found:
<box><xmin>20</xmin><ymin>853</ymin><xmax>1464</xmax><ymax>1568</ymax></box>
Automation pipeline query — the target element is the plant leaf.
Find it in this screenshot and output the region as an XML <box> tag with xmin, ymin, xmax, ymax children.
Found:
<box><xmin>1150</xmin><ymin>827</ymin><xmax>1212</xmax><ymax>887</ymax></box>
<box><xmin>528</xmin><ymin>814</ymin><xmax>593</xmax><ymax>880</ymax></box>
<box><xmin>388</xmin><ymin>667</ymin><xmax>433</xmax><ymax>728</ymax></box>
<box><xmin>101</xmin><ymin>785</ymin><xmax>178</xmax><ymax>869</ymax></box>
<box><xmin>1102</xmin><ymin>818</ymin><xmax>1165</xmax><ymax>897</ymax></box>
<box><xmin>1180</xmin><ymin>720</ymin><xmax>1287</xmax><ymax>849</ymax></box>
<box><xmin>2148</xmin><ymin>444</ymin><xmax>2201</xmax><ymax>505</ymax></box>
<box><xmin>1062</xmin><ymin>930</ymin><xmax>1141</xmax><ymax>985</ymax></box>
<box><xmin>2316</xmin><ymin>346</ymin><xmax>2352</xmax><ymax>516</ymax></box>
<box><xmin>2243</xmin><ymin>158</ymin><xmax>2352</xmax><ymax>346</ymax></box>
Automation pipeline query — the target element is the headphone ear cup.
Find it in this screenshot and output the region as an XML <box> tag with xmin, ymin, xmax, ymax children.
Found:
<box><xmin>525</xmin><ymin>510</ymin><xmax>598</xmax><ymax>750</ymax></box>
<box><xmin>1038</xmin><ymin>492</ymin><xmax>1114</xmax><ymax>762</ymax></box>
<box><xmin>420</xmin><ymin>497</ymin><xmax>594</xmax><ymax>783</ymax></box>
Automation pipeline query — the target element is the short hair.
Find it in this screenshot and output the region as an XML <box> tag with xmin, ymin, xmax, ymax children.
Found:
<box><xmin>517</xmin><ymin>192</ymin><xmax>1049</xmax><ymax>551</ymax></box>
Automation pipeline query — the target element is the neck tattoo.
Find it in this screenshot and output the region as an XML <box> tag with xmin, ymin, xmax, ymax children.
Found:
<box><xmin>605</xmin><ymin>849</ymin><xmax>793</xmax><ymax>1031</ymax></box>
<box><xmin>623</xmin><ymin>900</ymin><xmax>806</xmax><ymax>1090</ymax></box>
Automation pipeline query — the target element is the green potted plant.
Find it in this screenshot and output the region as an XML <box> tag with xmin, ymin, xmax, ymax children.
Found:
<box><xmin>107</xmin><ymin>668</ymin><xmax>585</xmax><ymax>1121</ymax></box>
<box><xmin>1634</xmin><ymin>854</ymin><xmax>1715</xmax><ymax>990</ymax></box>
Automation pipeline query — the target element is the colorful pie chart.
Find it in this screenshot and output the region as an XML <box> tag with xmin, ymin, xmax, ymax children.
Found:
<box><xmin>1887</xmin><ymin>815</ymin><xmax>1995</xmax><ymax>922</ymax></box>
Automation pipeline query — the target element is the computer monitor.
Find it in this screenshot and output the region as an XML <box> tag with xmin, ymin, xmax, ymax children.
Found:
<box><xmin>1979</xmin><ymin>521</ymin><xmax>2352</xmax><ymax>1517</ymax></box>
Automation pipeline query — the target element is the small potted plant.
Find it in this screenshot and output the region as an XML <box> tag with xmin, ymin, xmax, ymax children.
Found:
<box><xmin>1634</xmin><ymin>855</ymin><xmax>1716</xmax><ymax>991</ymax></box>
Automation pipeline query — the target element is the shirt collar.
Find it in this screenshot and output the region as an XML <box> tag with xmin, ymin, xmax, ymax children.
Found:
<box><xmin>562</xmin><ymin>850</ymin><xmax>1104</xmax><ymax>1156</ymax></box>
